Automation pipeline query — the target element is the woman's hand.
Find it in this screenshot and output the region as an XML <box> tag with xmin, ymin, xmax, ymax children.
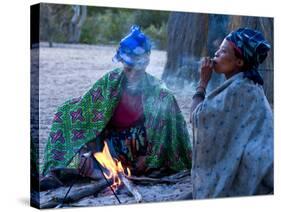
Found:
<box><xmin>199</xmin><ymin>57</ymin><xmax>214</xmax><ymax>88</ymax></box>
<box><xmin>189</xmin><ymin>57</ymin><xmax>214</xmax><ymax>123</ymax></box>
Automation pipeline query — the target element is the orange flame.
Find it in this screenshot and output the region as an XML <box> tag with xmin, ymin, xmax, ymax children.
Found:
<box><xmin>94</xmin><ymin>142</ymin><xmax>131</xmax><ymax>190</ymax></box>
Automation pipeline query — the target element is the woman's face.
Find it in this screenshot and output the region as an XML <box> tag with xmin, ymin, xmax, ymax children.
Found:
<box><xmin>122</xmin><ymin>54</ymin><xmax>149</xmax><ymax>83</ymax></box>
<box><xmin>213</xmin><ymin>39</ymin><xmax>243</xmax><ymax>78</ymax></box>
<box><xmin>123</xmin><ymin>63</ymin><xmax>145</xmax><ymax>83</ymax></box>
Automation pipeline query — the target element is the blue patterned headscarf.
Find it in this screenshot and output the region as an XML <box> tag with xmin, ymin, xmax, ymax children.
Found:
<box><xmin>113</xmin><ymin>25</ymin><xmax>152</xmax><ymax>69</ymax></box>
<box><xmin>225</xmin><ymin>28</ymin><xmax>271</xmax><ymax>85</ymax></box>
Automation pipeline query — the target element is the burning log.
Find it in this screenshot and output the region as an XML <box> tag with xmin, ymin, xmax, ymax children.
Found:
<box><xmin>120</xmin><ymin>174</ymin><xmax>142</xmax><ymax>203</ymax></box>
<box><xmin>94</xmin><ymin>141</ymin><xmax>143</xmax><ymax>203</ymax></box>
<box><xmin>40</xmin><ymin>179</ymin><xmax>112</xmax><ymax>209</ymax></box>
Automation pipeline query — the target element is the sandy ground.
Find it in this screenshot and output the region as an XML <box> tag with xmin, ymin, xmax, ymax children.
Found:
<box><xmin>37</xmin><ymin>42</ymin><xmax>194</xmax><ymax>166</ymax></box>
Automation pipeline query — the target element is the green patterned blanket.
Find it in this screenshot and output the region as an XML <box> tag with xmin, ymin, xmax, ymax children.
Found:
<box><xmin>42</xmin><ymin>68</ymin><xmax>191</xmax><ymax>175</ymax></box>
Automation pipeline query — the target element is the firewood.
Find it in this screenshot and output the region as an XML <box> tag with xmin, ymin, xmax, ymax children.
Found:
<box><xmin>120</xmin><ymin>174</ymin><xmax>142</xmax><ymax>203</ymax></box>
<box><xmin>39</xmin><ymin>170</ymin><xmax>191</xmax><ymax>208</ymax></box>
<box><xmin>162</xmin><ymin>170</ymin><xmax>190</xmax><ymax>180</ymax></box>
<box><xmin>40</xmin><ymin>179</ymin><xmax>111</xmax><ymax>209</ymax></box>
<box><xmin>127</xmin><ymin>170</ymin><xmax>190</xmax><ymax>185</ymax></box>
<box><xmin>127</xmin><ymin>176</ymin><xmax>179</xmax><ymax>184</ymax></box>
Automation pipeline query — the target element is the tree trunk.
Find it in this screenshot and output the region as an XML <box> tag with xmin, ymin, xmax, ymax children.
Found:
<box><xmin>68</xmin><ymin>5</ymin><xmax>87</xmax><ymax>43</ymax></box>
<box><xmin>162</xmin><ymin>12</ymin><xmax>208</xmax><ymax>83</ymax></box>
<box><xmin>162</xmin><ymin>12</ymin><xmax>229</xmax><ymax>90</ymax></box>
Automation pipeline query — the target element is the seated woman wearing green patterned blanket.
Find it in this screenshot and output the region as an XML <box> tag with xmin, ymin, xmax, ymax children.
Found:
<box><xmin>40</xmin><ymin>25</ymin><xmax>192</xmax><ymax>190</ymax></box>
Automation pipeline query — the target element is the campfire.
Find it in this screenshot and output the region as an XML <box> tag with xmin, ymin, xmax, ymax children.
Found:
<box><xmin>39</xmin><ymin>141</ymin><xmax>192</xmax><ymax>208</ymax></box>
<box><xmin>94</xmin><ymin>141</ymin><xmax>142</xmax><ymax>203</ymax></box>
<box><xmin>94</xmin><ymin>142</ymin><xmax>131</xmax><ymax>191</ymax></box>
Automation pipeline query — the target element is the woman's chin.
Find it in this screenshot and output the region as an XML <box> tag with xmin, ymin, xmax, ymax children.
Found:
<box><xmin>213</xmin><ymin>68</ymin><xmax>221</xmax><ymax>74</ymax></box>
<box><xmin>213</xmin><ymin>65</ymin><xmax>226</xmax><ymax>74</ymax></box>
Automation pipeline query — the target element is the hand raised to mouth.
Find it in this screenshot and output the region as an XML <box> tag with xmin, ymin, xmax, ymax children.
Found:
<box><xmin>198</xmin><ymin>57</ymin><xmax>214</xmax><ymax>88</ymax></box>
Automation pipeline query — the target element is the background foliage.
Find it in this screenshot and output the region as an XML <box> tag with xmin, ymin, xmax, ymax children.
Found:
<box><xmin>40</xmin><ymin>4</ymin><xmax>169</xmax><ymax>50</ymax></box>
